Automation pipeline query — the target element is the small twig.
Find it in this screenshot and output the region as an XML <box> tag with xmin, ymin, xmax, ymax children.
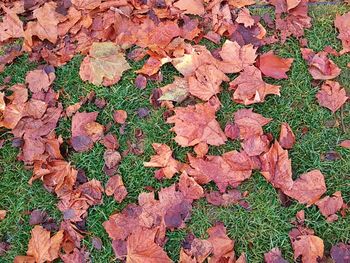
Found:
<box><xmin>340</xmin><ymin>105</ymin><xmax>347</xmax><ymax>133</ymax></box>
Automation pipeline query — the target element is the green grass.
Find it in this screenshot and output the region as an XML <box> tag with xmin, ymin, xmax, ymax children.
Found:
<box><xmin>1</xmin><ymin>4</ymin><xmax>350</xmax><ymax>263</ymax></box>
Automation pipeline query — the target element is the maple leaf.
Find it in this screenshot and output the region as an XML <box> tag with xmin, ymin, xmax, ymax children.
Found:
<box><xmin>173</xmin><ymin>0</ymin><xmax>205</xmax><ymax>15</ymax></box>
<box><xmin>105</xmin><ymin>175</ymin><xmax>128</xmax><ymax>203</ymax></box>
<box><xmin>260</xmin><ymin>141</ymin><xmax>294</xmax><ymax>191</ymax></box>
<box><xmin>335</xmin><ymin>12</ymin><xmax>350</xmax><ymax>54</ymax></box>
<box><xmin>17</xmin><ymin>226</ymin><xmax>64</xmax><ymax>263</ymax></box>
<box><xmin>284</xmin><ymin>170</ymin><xmax>326</xmax><ymax>205</ymax></box>
<box><xmin>126</xmin><ymin>228</ymin><xmax>172</xmax><ymax>263</ymax></box>
<box><xmin>257</xmin><ymin>51</ymin><xmax>294</xmax><ymax>79</ymax></box>
<box><xmin>316</xmin><ymin>81</ymin><xmax>348</xmax><ymax>113</ymax></box>
<box><xmin>339</xmin><ymin>140</ymin><xmax>350</xmax><ymax>149</ymax></box>
<box><xmin>217</xmin><ymin>40</ymin><xmax>257</xmax><ymax>74</ymax></box>
<box><xmin>291</xmin><ymin>235</ymin><xmax>324</xmax><ymax>263</ymax></box>
<box><xmin>0</xmin><ymin>6</ymin><xmax>24</xmax><ymax>42</ymax></box>
<box><xmin>330</xmin><ymin>243</ymin><xmax>350</xmax><ymax>263</ymax></box>
<box><xmin>167</xmin><ymin>100</ymin><xmax>227</xmax><ymax>147</ymax></box>
<box><xmin>271</xmin><ymin>0</ymin><xmax>311</xmax><ymax>43</ymax></box>
<box><xmin>188</xmin><ymin>150</ymin><xmax>253</xmax><ymax>192</ymax></box>
<box><xmin>25</xmin><ymin>67</ymin><xmax>56</xmax><ymax>93</ymax></box>
<box><xmin>242</xmin><ymin>134</ymin><xmax>270</xmax><ymax>157</ymax></box>
<box><xmin>301</xmin><ymin>48</ymin><xmax>341</xmax><ymax>80</ymax></box>
<box><xmin>236</xmin><ymin>8</ymin><xmax>255</xmax><ymax>27</ymax></box>
<box><xmin>279</xmin><ymin>122</ymin><xmax>296</xmax><ymax>149</ymax></box>
<box><xmin>144</xmin><ymin>143</ymin><xmax>184</xmax><ymax>179</ymax></box>
<box><xmin>234</xmin><ymin>109</ymin><xmax>272</xmax><ymax>140</ymax></box>
<box><xmin>178</xmin><ymin>172</ymin><xmax>204</xmax><ymax>201</ymax></box>
<box><xmin>229</xmin><ymin>66</ymin><xmax>281</xmax><ymax>105</ymax></box>
<box><xmin>188</xmin><ymin>64</ymin><xmax>229</xmax><ymax>101</ymax></box>
<box><xmin>315</xmin><ymin>191</ymin><xmax>343</xmax><ymax>222</ymax></box>
<box><xmin>159</xmin><ymin>77</ymin><xmax>189</xmax><ymax>103</ymax></box>
<box><xmin>24</xmin><ymin>2</ymin><xmax>59</xmax><ymax>48</ymax></box>
<box><xmin>207</xmin><ymin>223</ymin><xmax>235</xmax><ymax>262</ymax></box>
<box><xmin>79</xmin><ymin>42</ymin><xmax>130</xmax><ymax>86</ymax></box>
<box><xmin>264</xmin><ymin>248</ymin><xmax>288</xmax><ymax>263</ymax></box>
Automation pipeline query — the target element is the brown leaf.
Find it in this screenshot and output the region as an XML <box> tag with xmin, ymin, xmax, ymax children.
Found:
<box><xmin>260</xmin><ymin>141</ymin><xmax>294</xmax><ymax>191</ymax></box>
<box><xmin>316</xmin><ymin>81</ymin><xmax>348</xmax><ymax>113</ymax></box>
<box><xmin>173</xmin><ymin>0</ymin><xmax>205</xmax><ymax>15</ymax></box>
<box><xmin>315</xmin><ymin>191</ymin><xmax>343</xmax><ymax>221</ymax></box>
<box><xmin>79</xmin><ymin>42</ymin><xmax>130</xmax><ymax>86</ymax></box>
<box><xmin>0</xmin><ymin>210</ymin><xmax>6</xmax><ymax>221</ymax></box>
<box><xmin>100</xmin><ymin>133</ymin><xmax>119</xmax><ymax>150</ymax></box>
<box><xmin>236</xmin><ymin>8</ymin><xmax>255</xmax><ymax>27</ymax></box>
<box><xmin>206</xmin><ymin>190</ymin><xmax>244</xmax><ymax>207</ymax></box>
<box><xmin>264</xmin><ymin>247</ymin><xmax>288</xmax><ymax>263</ymax></box>
<box><xmin>279</xmin><ymin>122</ymin><xmax>296</xmax><ymax>149</ymax></box>
<box><xmin>24</xmin><ymin>2</ymin><xmax>59</xmax><ymax>48</ymax></box>
<box><xmin>284</xmin><ymin>170</ymin><xmax>327</xmax><ymax>205</ymax></box>
<box><xmin>335</xmin><ymin>12</ymin><xmax>350</xmax><ymax>54</ymax></box>
<box><xmin>0</xmin><ymin>6</ymin><xmax>24</xmax><ymax>42</ymax></box>
<box><xmin>104</xmin><ymin>150</ymin><xmax>122</xmax><ymax>169</ymax></box>
<box><xmin>135</xmin><ymin>74</ymin><xmax>147</xmax><ymax>90</ymax></box>
<box><xmin>126</xmin><ymin>228</ymin><xmax>172</xmax><ymax>263</ymax></box>
<box><xmin>291</xmin><ymin>235</ymin><xmax>324</xmax><ymax>263</ymax></box>
<box><xmin>340</xmin><ymin>140</ymin><xmax>350</xmax><ymax>149</ymax></box>
<box><xmin>330</xmin><ymin>243</ymin><xmax>350</xmax><ymax>263</ymax></box>
<box><xmin>301</xmin><ymin>48</ymin><xmax>341</xmax><ymax>80</ymax></box>
<box><xmin>217</xmin><ymin>40</ymin><xmax>257</xmax><ymax>74</ymax></box>
<box><xmin>229</xmin><ymin>66</ymin><xmax>280</xmax><ymax>105</ymax></box>
<box><xmin>180</xmin><ymin>235</ymin><xmax>212</xmax><ymax>263</ymax></box>
<box><xmin>242</xmin><ymin>134</ymin><xmax>270</xmax><ymax>157</ymax></box>
<box><xmin>188</xmin><ymin>150</ymin><xmax>253</xmax><ymax>192</ymax></box>
<box><xmin>207</xmin><ymin>223</ymin><xmax>235</xmax><ymax>262</ymax></box>
<box><xmin>167</xmin><ymin>100</ymin><xmax>227</xmax><ymax>147</ymax></box>
<box><xmin>105</xmin><ymin>175</ymin><xmax>128</xmax><ymax>203</ymax></box>
<box><xmin>113</xmin><ymin>110</ymin><xmax>128</xmax><ymax>124</ymax></box>
<box><xmin>188</xmin><ymin>64</ymin><xmax>229</xmax><ymax>101</ymax></box>
<box><xmin>25</xmin><ymin>226</ymin><xmax>63</xmax><ymax>263</ymax></box>
<box><xmin>159</xmin><ymin>77</ymin><xmax>189</xmax><ymax>103</ymax></box>
<box><xmin>144</xmin><ymin>143</ymin><xmax>183</xmax><ymax>179</ymax></box>
<box><xmin>71</xmin><ymin>0</ymin><xmax>101</xmax><ymax>10</ymax></box>
<box><xmin>257</xmin><ymin>51</ymin><xmax>294</xmax><ymax>79</ymax></box>
<box><xmin>175</xmin><ymin>172</ymin><xmax>203</xmax><ymax>202</ymax></box>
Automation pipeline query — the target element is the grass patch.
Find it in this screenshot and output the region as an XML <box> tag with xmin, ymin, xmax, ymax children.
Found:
<box><xmin>0</xmin><ymin>4</ymin><xmax>350</xmax><ymax>262</ymax></box>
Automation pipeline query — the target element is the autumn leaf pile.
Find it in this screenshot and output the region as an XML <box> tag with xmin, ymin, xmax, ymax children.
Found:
<box><xmin>0</xmin><ymin>0</ymin><xmax>350</xmax><ymax>262</ymax></box>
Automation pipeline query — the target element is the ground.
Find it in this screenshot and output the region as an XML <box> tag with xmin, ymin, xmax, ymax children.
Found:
<box><xmin>0</xmin><ymin>4</ymin><xmax>350</xmax><ymax>263</ymax></box>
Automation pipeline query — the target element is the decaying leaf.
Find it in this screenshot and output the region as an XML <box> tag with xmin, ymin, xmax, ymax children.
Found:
<box><xmin>105</xmin><ymin>175</ymin><xmax>128</xmax><ymax>203</ymax></box>
<box><xmin>173</xmin><ymin>0</ymin><xmax>205</xmax><ymax>15</ymax></box>
<box><xmin>264</xmin><ymin>247</ymin><xmax>288</xmax><ymax>263</ymax></box>
<box><xmin>316</xmin><ymin>81</ymin><xmax>348</xmax><ymax>113</ymax></box>
<box><xmin>315</xmin><ymin>191</ymin><xmax>343</xmax><ymax>222</ymax></box>
<box><xmin>159</xmin><ymin>77</ymin><xmax>189</xmax><ymax>103</ymax></box>
<box><xmin>279</xmin><ymin>122</ymin><xmax>296</xmax><ymax>149</ymax></box>
<box><xmin>167</xmin><ymin>100</ymin><xmax>227</xmax><ymax>147</ymax></box>
<box><xmin>257</xmin><ymin>51</ymin><xmax>294</xmax><ymax>79</ymax></box>
<box><xmin>291</xmin><ymin>234</ymin><xmax>324</xmax><ymax>263</ymax></box>
<box><xmin>0</xmin><ymin>6</ymin><xmax>24</xmax><ymax>42</ymax></box>
<box><xmin>330</xmin><ymin>243</ymin><xmax>350</xmax><ymax>263</ymax></box>
<box><xmin>335</xmin><ymin>12</ymin><xmax>350</xmax><ymax>54</ymax></box>
<box><xmin>79</xmin><ymin>42</ymin><xmax>130</xmax><ymax>86</ymax></box>
<box><xmin>229</xmin><ymin>66</ymin><xmax>281</xmax><ymax>105</ymax></box>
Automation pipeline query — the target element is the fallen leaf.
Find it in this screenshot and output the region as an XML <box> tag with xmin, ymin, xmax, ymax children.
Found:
<box><xmin>193</xmin><ymin>142</ymin><xmax>208</xmax><ymax>158</ymax></box>
<box><xmin>335</xmin><ymin>12</ymin><xmax>350</xmax><ymax>54</ymax></box>
<box><xmin>0</xmin><ymin>241</ymin><xmax>10</xmax><ymax>256</ymax></box>
<box><xmin>0</xmin><ymin>210</ymin><xmax>6</xmax><ymax>220</ymax></box>
<box><xmin>173</xmin><ymin>0</ymin><xmax>205</xmax><ymax>15</ymax></box>
<box><xmin>260</xmin><ymin>141</ymin><xmax>294</xmax><ymax>191</ymax></box>
<box><xmin>104</xmin><ymin>150</ymin><xmax>122</xmax><ymax>169</ymax></box>
<box><xmin>229</xmin><ymin>66</ymin><xmax>281</xmax><ymax>105</ymax></box>
<box><xmin>178</xmin><ymin>172</ymin><xmax>204</xmax><ymax>201</ymax></box>
<box><xmin>126</xmin><ymin>228</ymin><xmax>172</xmax><ymax>263</ymax></box>
<box><xmin>330</xmin><ymin>243</ymin><xmax>350</xmax><ymax>263</ymax></box>
<box><xmin>92</xmin><ymin>236</ymin><xmax>103</xmax><ymax>250</ymax></box>
<box><xmin>159</xmin><ymin>77</ymin><xmax>189</xmax><ymax>103</ymax></box>
<box><xmin>144</xmin><ymin>143</ymin><xmax>183</xmax><ymax>179</ymax></box>
<box><xmin>264</xmin><ymin>247</ymin><xmax>288</xmax><ymax>263</ymax></box>
<box><xmin>284</xmin><ymin>170</ymin><xmax>327</xmax><ymax>205</ymax></box>
<box><xmin>316</xmin><ymin>81</ymin><xmax>348</xmax><ymax>113</ymax></box>
<box><xmin>218</xmin><ymin>40</ymin><xmax>257</xmax><ymax>74</ymax></box>
<box><xmin>291</xmin><ymin>235</ymin><xmax>324</xmax><ymax>263</ymax></box>
<box><xmin>206</xmin><ymin>190</ymin><xmax>244</xmax><ymax>207</ymax></box>
<box><xmin>315</xmin><ymin>191</ymin><xmax>343</xmax><ymax>221</ymax></box>
<box><xmin>26</xmin><ymin>226</ymin><xmax>63</xmax><ymax>263</ymax></box>
<box><xmin>188</xmin><ymin>64</ymin><xmax>229</xmax><ymax>101</ymax></box>
<box><xmin>301</xmin><ymin>48</ymin><xmax>341</xmax><ymax>80</ymax></box>
<box><xmin>228</xmin><ymin>0</ymin><xmax>255</xmax><ymax>8</ymax></box>
<box><xmin>135</xmin><ymin>74</ymin><xmax>147</xmax><ymax>90</ymax></box>
<box><xmin>279</xmin><ymin>122</ymin><xmax>296</xmax><ymax>149</ymax></box>
<box><xmin>71</xmin><ymin>0</ymin><xmax>101</xmax><ymax>10</ymax></box>
<box><xmin>257</xmin><ymin>51</ymin><xmax>294</xmax><ymax>79</ymax></box>
<box><xmin>100</xmin><ymin>133</ymin><xmax>119</xmax><ymax>150</ymax></box>
<box><xmin>79</xmin><ymin>42</ymin><xmax>130</xmax><ymax>86</ymax></box>
<box><xmin>113</xmin><ymin>110</ymin><xmax>128</xmax><ymax>124</ymax></box>
<box><xmin>105</xmin><ymin>175</ymin><xmax>128</xmax><ymax>203</ymax></box>
<box><xmin>236</xmin><ymin>8</ymin><xmax>255</xmax><ymax>27</ymax></box>
<box><xmin>340</xmin><ymin>140</ymin><xmax>350</xmax><ymax>149</ymax></box>
<box><xmin>0</xmin><ymin>6</ymin><xmax>24</xmax><ymax>42</ymax></box>
<box><xmin>207</xmin><ymin>223</ymin><xmax>235</xmax><ymax>262</ymax></box>
<box><xmin>167</xmin><ymin>100</ymin><xmax>227</xmax><ymax>147</ymax></box>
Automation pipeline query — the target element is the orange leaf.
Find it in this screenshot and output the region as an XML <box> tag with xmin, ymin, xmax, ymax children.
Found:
<box><xmin>335</xmin><ymin>12</ymin><xmax>350</xmax><ymax>54</ymax></box>
<box><xmin>291</xmin><ymin>235</ymin><xmax>324</xmax><ymax>263</ymax></box>
<box><xmin>257</xmin><ymin>51</ymin><xmax>294</xmax><ymax>79</ymax></box>
<box><xmin>279</xmin><ymin>122</ymin><xmax>296</xmax><ymax>149</ymax></box>
<box><xmin>316</xmin><ymin>81</ymin><xmax>348</xmax><ymax>113</ymax></box>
